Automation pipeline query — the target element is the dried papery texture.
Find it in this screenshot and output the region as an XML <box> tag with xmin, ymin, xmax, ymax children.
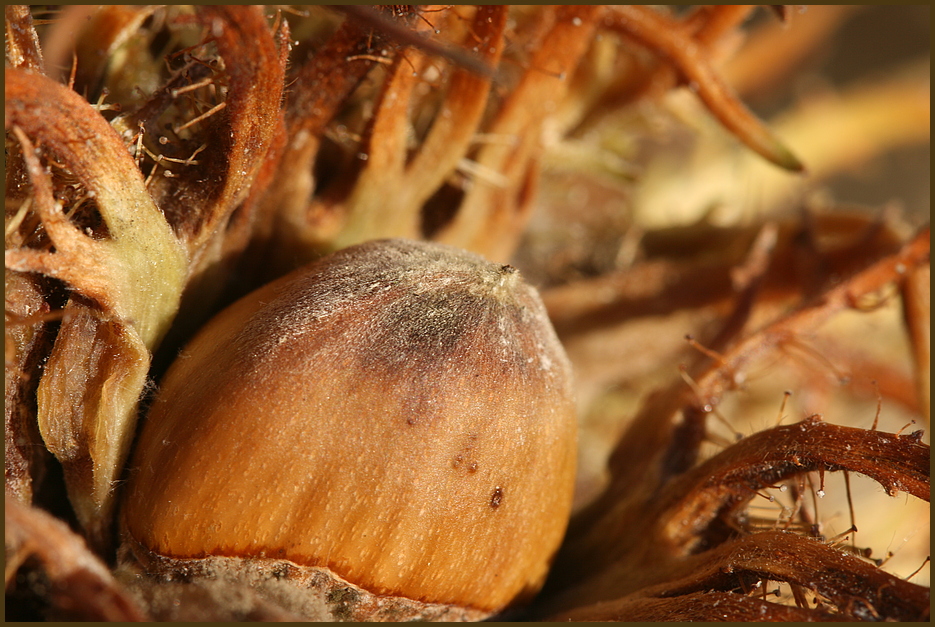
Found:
<box><xmin>586</xmin><ymin>227</ymin><xmax>930</xmax><ymax>517</ymax></box>
<box><xmin>67</xmin><ymin>5</ymin><xmax>161</xmax><ymax>101</ymax></box>
<box><xmin>266</xmin><ymin>6</ymin><xmax>618</xmax><ymax>266</ymax></box>
<box><xmin>513</xmin><ymin>9</ymin><xmax>926</xmax><ymax>286</ymax></box>
<box><xmin>135</xmin><ymin>6</ymin><xmax>288</xmax><ymax>332</ymax></box>
<box><xmin>687</xmin><ymin>227</ymin><xmax>929</xmax><ymax>411</ymax></box>
<box><xmin>5</xmin><ymin>70</ymin><xmax>188</xmax><ymax>548</ymax></box>
<box><xmin>122</xmin><ymin>239</ymin><xmax>577</xmax><ymax>619</ymax></box>
<box><xmin>544</xmin><ymin>415</ymin><xmax>930</xmax><ymax>617</ymax></box>
<box><xmin>5</xmin><ymin>499</ymin><xmax>146</xmax><ymax>621</ymax></box>
<box><xmin>4</xmin><ymin>5</ymin><xmax>929</xmax><ymax>621</ymax></box>
<box><xmin>258</xmin><ymin>10</ymin><xmax>395</xmax><ymax>276</ymax></box>
<box><xmin>39</xmin><ymin>6</ymin><xmax>289</xmax><ymax>334</ymax></box>
<box><xmin>559</xmin><ymin>418</ymin><xmax>928</xmax><ymax>605</ymax></box>
<box><xmin>169</xmin><ymin>6</ymin><xmax>286</xmax><ymax>250</ymax></box>
<box><xmin>4</xmin><ymin>78</ymin><xmax>187</xmax><ymax>339</ymax></box>
<box><xmin>254</xmin><ymin>5</ymin><xmax>817</xmax><ymax>272</ymax></box>
<box><xmin>267</xmin><ymin>6</ymin><xmax>511</xmax><ymax>269</ymax></box>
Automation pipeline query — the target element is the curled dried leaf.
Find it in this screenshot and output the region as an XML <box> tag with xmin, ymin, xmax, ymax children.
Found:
<box><xmin>5</xmin><ymin>74</ymin><xmax>188</xmax><ymax>345</ymax></box>
<box><xmin>437</xmin><ymin>5</ymin><xmax>606</xmax><ymax>261</ymax></box>
<box><xmin>262</xmin><ymin>18</ymin><xmax>390</xmax><ymax>265</ymax></box>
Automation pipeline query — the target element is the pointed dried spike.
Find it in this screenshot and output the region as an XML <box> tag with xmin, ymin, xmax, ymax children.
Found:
<box><xmin>602</xmin><ymin>6</ymin><xmax>805</xmax><ymax>172</ymax></box>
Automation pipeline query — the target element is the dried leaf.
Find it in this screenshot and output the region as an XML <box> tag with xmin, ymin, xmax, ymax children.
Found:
<box><xmin>4</xmin><ymin>6</ymin><xmax>928</xmax><ymax>621</ymax></box>
<box><xmin>545</xmin><ymin>212</ymin><xmax>906</xmax><ymax>408</ymax></box>
<box><xmin>261</xmin><ymin>13</ymin><xmax>392</xmax><ymax>273</ymax></box>
<box><xmin>553</xmin><ymin>530</ymin><xmax>929</xmax><ymax>621</ymax></box>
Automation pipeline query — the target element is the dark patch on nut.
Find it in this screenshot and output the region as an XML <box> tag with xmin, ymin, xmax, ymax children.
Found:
<box><xmin>490</xmin><ymin>486</ymin><xmax>503</xmax><ymax>509</ymax></box>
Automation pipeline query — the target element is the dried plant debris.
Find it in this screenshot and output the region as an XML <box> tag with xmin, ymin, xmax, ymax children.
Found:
<box><xmin>6</xmin><ymin>69</ymin><xmax>189</xmax><ymax>551</ymax></box>
<box><xmin>5</xmin><ymin>5</ymin><xmax>929</xmax><ymax>621</ymax></box>
<box><xmin>5</xmin><ymin>499</ymin><xmax>146</xmax><ymax>621</ymax></box>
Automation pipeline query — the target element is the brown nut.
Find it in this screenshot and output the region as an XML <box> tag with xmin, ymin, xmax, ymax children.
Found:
<box><xmin>121</xmin><ymin>238</ymin><xmax>577</xmax><ymax>620</ymax></box>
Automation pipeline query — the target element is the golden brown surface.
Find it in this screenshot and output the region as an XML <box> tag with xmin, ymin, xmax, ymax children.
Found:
<box><xmin>123</xmin><ymin>239</ymin><xmax>577</xmax><ymax>613</ymax></box>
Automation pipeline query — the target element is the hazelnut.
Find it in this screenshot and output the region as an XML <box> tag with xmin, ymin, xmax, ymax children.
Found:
<box><xmin>121</xmin><ymin>239</ymin><xmax>577</xmax><ymax>619</ymax></box>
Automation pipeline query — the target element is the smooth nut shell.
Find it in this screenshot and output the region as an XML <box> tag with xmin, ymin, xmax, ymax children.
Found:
<box><xmin>122</xmin><ymin>239</ymin><xmax>577</xmax><ymax>615</ymax></box>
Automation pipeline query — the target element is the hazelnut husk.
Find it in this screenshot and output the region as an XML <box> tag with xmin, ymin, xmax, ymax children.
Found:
<box><xmin>120</xmin><ymin>238</ymin><xmax>577</xmax><ymax>620</ymax></box>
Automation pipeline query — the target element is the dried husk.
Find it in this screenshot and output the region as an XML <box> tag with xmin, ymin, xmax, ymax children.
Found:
<box><xmin>5</xmin><ymin>70</ymin><xmax>188</xmax><ymax>548</ymax></box>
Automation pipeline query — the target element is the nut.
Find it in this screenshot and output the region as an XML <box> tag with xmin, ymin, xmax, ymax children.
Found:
<box><xmin>121</xmin><ymin>238</ymin><xmax>577</xmax><ymax>619</ymax></box>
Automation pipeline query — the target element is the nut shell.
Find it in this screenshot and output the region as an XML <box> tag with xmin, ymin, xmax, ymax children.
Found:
<box><xmin>122</xmin><ymin>238</ymin><xmax>577</xmax><ymax>615</ymax></box>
